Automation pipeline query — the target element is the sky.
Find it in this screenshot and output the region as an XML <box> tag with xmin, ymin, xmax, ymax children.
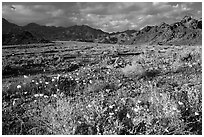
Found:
<box><xmin>2</xmin><ymin>2</ymin><xmax>202</xmax><ymax>32</ymax></box>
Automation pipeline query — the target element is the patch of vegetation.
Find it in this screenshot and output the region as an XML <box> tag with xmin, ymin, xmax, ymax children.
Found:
<box><xmin>2</xmin><ymin>43</ymin><xmax>202</xmax><ymax>135</ymax></box>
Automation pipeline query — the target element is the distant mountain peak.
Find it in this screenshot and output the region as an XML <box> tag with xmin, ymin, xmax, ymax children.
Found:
<box><xmin>26</xmin><ymin>23</ymin><xmax>41</xmax><ymax>27</ymax></box>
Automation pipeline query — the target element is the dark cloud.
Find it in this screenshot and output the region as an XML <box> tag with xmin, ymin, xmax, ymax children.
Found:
<box><xmin>2</xmin><ymin>2</ymin><xmax>202</xmax><ymax>32</ymax></box>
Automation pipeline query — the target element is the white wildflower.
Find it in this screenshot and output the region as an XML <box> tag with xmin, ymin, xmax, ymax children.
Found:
<box><xmin>106</xmin><ymin>89</ymin><xmax>110</xmax><ymax>92</ymax></box>
<box><xmin>13</xmin><ymin>99</ymin><xmax>18</xmax><ymax>106</ymax></box>
<box><xmin>44</xmin><ymin>95</ymin><xmax>49</xmax><ymax>98</ymax></box>
<box><xmin>195</xmin><ymin>112</ymin><xmax>199</xmax><ymax>116</ymax></box>
<box><xmin>17</xmin><ymin>85</ymin><xmax>21</xmax><ymax>89</ymax></box>
<box><xmin>133</xmin><ymin>107</ymin><xmax>139</xmax><ymax>112</ymax></box>
<box><xmin>45</xmin><ymin>82</ymin><xmax>49</xmax><ymax>85</ymax></box>
<box><xmin>126</xmin><ymin>113</ymin><xmax>131</xmax><ymax>118</ymax></box>
<box><xmin>178</xmin><ymin>101</ymin><xmax>183</xmax><ymax>105</ymax></box>
<box><xmin>39</xmin><ymin>94</ymin><xmax>44</xmax><ymax>97</ymax></box>
<box><xmin>109</xmin><ymin>112</ymin><xmax>114</xmax><ymax>116</ymax></box>
<box><xmin>52</xmin><ymin>78</ymin><xmax>55</xmax><ymax>82</ymax></box>
<box><xmin>24</xmin><ymin>75</ymin><xmax>28</xmax><ymax>78</ymax></box>
<box><xmin>88</xmin><ymin>104</ymin><xmax>92</xmax><ymax>108</ymax></box>
<box><xmin>172</xmin><ymin>107</ymin><xmax>177</xmax><ymax>110</ymax></box>
<box><xmin>57</xmin><ymin>74</ymin><xmax>60</xmax><ymax>79</ymax></box>
<box><xmin>52</xmin><ymin>94</ymin><xmax>57</xmax><ymax>98</ymax></box>
<box><xmin>34</xmin><ymin>94</ymin><xmax>39</xmax><ymax>97</ymax></box>
<box><xmin>109</xmin><ymin>105</ymin><xmax>114</xmax><ymax>109</ymax></box>
<box><xmin>39</xmin><ymin>80</ymin><xmax>42</xmax><ymax>83</ymax></box>
<box><xmin>36</xmin><ymin>82</ymin><xmax>39</xmax><ymax>85</ymax></box>
<box><xmin>164</xmin><ymin>128</ymin><xmax>169</xmax><ymax>132</ymax></box>
<box><xmin>24</xmin><ymin>92</ymin><xmax>27</xmax><ymax>94</ymax></box>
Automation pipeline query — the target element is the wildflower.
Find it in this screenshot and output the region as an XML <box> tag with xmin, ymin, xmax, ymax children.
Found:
<box><xmin>178</xmin><ymin>101</ymin><xmax>183</xmax><ymax>105</ymax></box>
<box><xmin>44</xmin><ymin>95</ymin><xmax>49</xmax><ymax>98</ymax></box>
<box><xmin>75</xmin><ymin>77</ymin><xmax>79</xmax><ymax>81</ymax></box>
<box><xmin>57</xmin><ymin>74</ymin><xmax>60</xmax><ymax>79</ymax></box>
<box><xmin>24</xmin><ymin>92</ymin><xmax>27</xmax><ymax>94</ymax></box>
<box><xmin>133</xmin><ymin>107</ymin><xmax>139</xmax><ymax>112</ymax></box>
<box><xmin>17</xmin><ymin>85</ymin><xmax>21</xmax><ymax>89</ymax></box>
<box><xmin>13</xmin><ymin>99</ymin><xmax>17</xmax><ymax>106</ymax></box>
<box><xmin>172</xmin><ymin>107</ymin><xmax>177</xmax><ymax>110</ymax></box>
<box><xmin>36</xmin><ymin>82</ymin><xmax>39</xmax><ymax>85</ymax></box>
<box><xmin>31</xmin><ymin>80</ymin><xmax>35</xmax><ymax>82</ymax></box>
<box><xmin>34</xmin><ymin>94</ymin><xmax>39</xmax><ymax>97</ymax></box>
<box><xmin>24</xmin><ymin>75</ymin><xmax>28</xmax><ymax>78</ymax></box>
<box><xmin>164</xmin><ymin>128</ymin><xmax>169</xmax><ymax>132</ymax></box>
<box><xmin>39</xmin><ymin>94</ymin><xmax>44</xmax><ymax>97</ymax></box>
<box><xmin>109</xmin><ymin>105</ymin><xmax>114</xmax><ymax>109</ymax></box>
<box><xmin>45</xmin><ymin>82</ymin><xmax>49</xmax><ymax>85</ymax></box>
<box><xmin>57</xmin><ymin>89</ymin><xmax>60</xmax><ymax>92</ymax></box>
<box><xmin>52</xmin><ymin>94</ymin><xmax>57</xmax><ymax>98</ymax></box>
<box><xmin>195</xmin><ymin>112</ymin><xmax>199</xmax><ymax>116</ymax></box>
<box><xmin>88</xmin><ymin>104</ymin><xmax>92</xmax><ymax>108</ymax></box>
<box><xmin>109</xmin><ymin>112</ymin><xmax>114</xmax><ymax>116</ymax></box>
<box><xmin>52</xmin><ymin>78</ymin><xmax>55</xmax><ymax>82</ymax></box>
<box><xmin>89</xmin><ymin>80</ymin><xmax>93</xmax><ymax>84</ymax></box>
<box><xmin>106</xmin><ymin>89</ymin><xmax>111</xmax><ymax>92</ymax></box>
<box><xmin>126</xmin><ymin>113</ymin><xmax>131</xmax><ymax>118</ymax></box>
<box><xmin>39</xmin><ymin>80</ymin><xmax>42</xmax><ymax>83</ymax></box>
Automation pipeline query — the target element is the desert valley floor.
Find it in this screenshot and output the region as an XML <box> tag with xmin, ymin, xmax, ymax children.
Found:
<box><xmin>2</xmin><ymin>41</ymin><xmax>202</xmax><ymax>135</ymax></box>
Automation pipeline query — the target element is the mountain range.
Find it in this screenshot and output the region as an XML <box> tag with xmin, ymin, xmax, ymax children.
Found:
<box><xmin>2</xmin><ymin>16</ymin><xmax>202</xmax><ymax>45</ymax></box>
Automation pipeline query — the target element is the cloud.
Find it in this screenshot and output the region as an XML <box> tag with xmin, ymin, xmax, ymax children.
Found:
<box><xmin>2</xmin><ymin>2</ymin><xmax>202</xmax><ymax>32</ymax></box>
<box><xmin>47</xmin><ymin>9</ymin><xmax>64</xmax><ymax>17</ymax></box>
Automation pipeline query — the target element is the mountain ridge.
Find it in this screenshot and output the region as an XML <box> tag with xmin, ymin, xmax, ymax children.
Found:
<box><xmin>2</xmin><ymin>15</ymin><xmax>202</xmax><ymax>45</ymax></box>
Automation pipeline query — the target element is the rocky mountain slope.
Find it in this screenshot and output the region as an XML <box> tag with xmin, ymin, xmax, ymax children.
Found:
<box><xmin>2</xmin><ymin>18</ymin><xmax>50</xmax><ymax>45</ymax></box>
<box><xmin>22</xmin><ymin>23</ymin><xmax>109</xmax><ymax>42</ymax></box>
<box><xmin>109</xmin><ymin>16</ymin><xmax>202</xmax><ymax>45</ymax></box>
<box><xmin>2</xmin><ymin>16</ymin><xmax>202</xmax><ymax>45</ymax></box>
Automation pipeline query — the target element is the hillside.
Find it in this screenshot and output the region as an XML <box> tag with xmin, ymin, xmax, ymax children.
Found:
<box><xmin>2</xmin><ymin>16</ymin><xmax>202</xmax><ymax>45</ymax></box>
<box><xmin>2</xmin><ymin>18</ymin><xmax>50</xmax><ymax>45</ymax></box>
<box><xmin>109</xmin><ymin>16</ymin><xmax>202</xmax><ymax>45</ymax></box>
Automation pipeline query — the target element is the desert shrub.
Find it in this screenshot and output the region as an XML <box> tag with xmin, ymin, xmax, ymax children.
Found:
<box><xmin>24</xmin><ymin>96</ymin><xmax>76</xmax><ymax>134</ymax></box>
<box><xmin>121</xmin><ymin>63</ymin><xmax>144</xmax><ymax>76</ymax></box>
